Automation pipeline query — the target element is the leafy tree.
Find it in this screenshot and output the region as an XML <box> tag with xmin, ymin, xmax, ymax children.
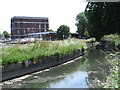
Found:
<box><xmin>85</xmin><ymin>2</ymin><xmax>120</xmax><ymax>41</ymax></box>
<box><xmin>0</xmin><ymin>34</ymin><xmax>1</xmax><ymax>39</ymax></box>
<box><xmin>57</xmin><ymin>25</ymin><xmax>70</xmax><ymax>40</ymax></box>
<box><xmin>84</xmin><ymin>30</ymin><xmax>90</xmax><ymax>38</ymax></box>
<box><xmin>2</xmin><ymin>31</ymin><xmax>9</xmax><ymax>39</ymax></box>
<box><xmin>48</xmin><ymin>29</ymin><xmax>54</xmax><ymax>32</ymax></box>
<box><xmin>76</xmin><ymin>12</ymin><xmax>88</xmax><ymax>37</ymax></box>
<box><xmin>0</xmin><ymin>32</ymin><xmax>2</xmax><ymax>39</ymax></box>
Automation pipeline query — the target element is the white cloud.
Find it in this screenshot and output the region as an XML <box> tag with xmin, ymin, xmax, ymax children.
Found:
<box><xmin>0</xmin><ymin>0</ymin><xmax>87</xmax><ymax>33</ymax></box>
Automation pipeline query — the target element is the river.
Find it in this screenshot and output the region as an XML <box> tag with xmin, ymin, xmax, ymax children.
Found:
<box><xmin>1</xmin><ymin>48</ymin><xmax>111</xmax><ymax>88</ymax></box>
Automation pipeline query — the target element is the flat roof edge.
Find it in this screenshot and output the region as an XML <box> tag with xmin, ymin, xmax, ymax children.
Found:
<box><xmin>11</xmin><ymin>16</ymin><xmax>48</xmax><ymax>20</ymax></box>
<box><xmin>27</xmin><ymin>32</ymin><xmax>56</xmax><ymax>35</ymax></box>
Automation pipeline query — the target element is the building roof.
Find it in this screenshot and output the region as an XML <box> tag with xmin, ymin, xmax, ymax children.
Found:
<box><xmin>11</xmin><ymin>16</ymin><xmax>48</xmax><ymax>20</ymax></box>
<box><xmin>27</xmin><ymin>32</ymin><xmax>56</xmax><ymax>35</ymax></box>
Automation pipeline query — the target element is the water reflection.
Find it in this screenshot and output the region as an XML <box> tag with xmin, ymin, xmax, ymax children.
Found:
<box><xmin>1</xmin><ymin>48</ymin><xmax>111</xmax><ymax>88</ymax></box>
<box><xmin>86</xmin><ymin>48</ymin><xmax>110</xmax><ymax>88</ymax></box>
<box><xmin>51</xmin><ymin>71</ymin><xmax>88</xmax><ymax>88</ymax></box>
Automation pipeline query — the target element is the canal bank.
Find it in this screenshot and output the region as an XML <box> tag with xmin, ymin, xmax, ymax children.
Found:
<box><xmin>1</xmin><ymin>38</ymin><xmax>87</xmax><ymax>82</ymax></box>
<box><xmin>1</xmin><ymin>48</ymin><xmax>111</xmax><ymax>88</ymax></box>
<box><xmin>1</xmin><ymin>49</ymin><xmax>84</xmax><ymax>82</ymax></box>
<box><xmin>86</xmin><ymin>34</ymin><xmax>120</xmax><ymax>88</ymax></box>
<box><xmin>96</xmin><ymin>35</ymin><xmax>120</xmax><ymax>88</ymax></box>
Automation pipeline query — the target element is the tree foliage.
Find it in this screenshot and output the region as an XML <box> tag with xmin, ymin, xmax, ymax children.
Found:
<box><xmin>57</xmin><ymin>25</ymin><xmax>70</xmax><ymax>40</ymax></box>
<box><xmin>84</xmin><ymin>30</ymin><xmax>90</xmax><ymax>37</ymax></box>
<box><xmin>76</xmin><ymin>12</ymin><xmax>88</xmax><ymax>37</ymax></box>
<box><xmin>85</xmin><ymin>2</ymin><xmax>120</xmax><ymax>41</ymax></box>
<box><xmin>0</xmin><ymin>32</ymin><xmax>2</xmax><ymax>39</ymax></box>
<box><xmin>2</xmin><ymin>31</ymin><xmax>9</xmax><ymax>39</ymax></box>
<box><xmin>48</xmin><ymin>29</ymin><xmax>54</xmax><ymax>32</ymax></box>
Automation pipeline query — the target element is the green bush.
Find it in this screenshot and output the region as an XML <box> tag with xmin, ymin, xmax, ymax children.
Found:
<box><xmin>100</xmin><ymin>52</ymin><xmax>119</xmax><ymax>88</ymax></box>
<box><xmin>102</xmin><ymin>34</ymin><xmax>120</xmax><ymax>46</ymax></box>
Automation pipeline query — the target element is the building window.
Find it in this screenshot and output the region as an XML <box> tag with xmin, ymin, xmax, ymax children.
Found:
<box><xmin>46</xmin><ymin>24</ymin><xmax>48</xmax><ymax>28</ymax></box>
<box><xmin>41</xmin><ymin>24</ymin><xmax>44</xmax><ymax>29</ymax></box>
<box><xmin>39</xmin><ymin>25</ymin><xmax>41</xmax><ymax>29</ymax></box>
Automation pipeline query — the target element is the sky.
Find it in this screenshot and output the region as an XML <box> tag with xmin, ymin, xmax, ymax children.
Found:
<box><xmin>0</xmin><ymin>0</ymin><xmax>87</xmax><ymax>34</ymax></box>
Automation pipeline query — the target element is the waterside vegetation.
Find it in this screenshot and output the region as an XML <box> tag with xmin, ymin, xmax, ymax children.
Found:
<box><xmin>100</xmin><ymin>52</ymin><xmax>120</xmax><ymax>88</ymax></box>
<box><xmin>99</xmin><ymin>34</ymin><xmax>120</xmax><ymax>88</ymax></box>
<box><xmin>1</xmin><ymin>38</ymin><xmax>87</xmax><ymax>67</ymax></box>
<box><xmin>101</xmin><ymin>34</ymin><xmax>120</xmax><ymax>49</ymax></box>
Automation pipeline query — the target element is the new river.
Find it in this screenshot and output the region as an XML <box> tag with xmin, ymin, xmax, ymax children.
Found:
<box><xmin>1</xmin><ymin>48</ymin><xmax>111</xmax><ymax>88</ymax></box>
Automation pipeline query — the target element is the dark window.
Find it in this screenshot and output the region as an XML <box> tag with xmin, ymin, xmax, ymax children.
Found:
<box><xmin>46</xmin><ymin>24</ymin><xmax>49</xmax><ymax>28</ymax></box>
<box><xmin>41</xmin><ymin>24</ymin><xmax>44</xmax><ymax>28</ymax></box>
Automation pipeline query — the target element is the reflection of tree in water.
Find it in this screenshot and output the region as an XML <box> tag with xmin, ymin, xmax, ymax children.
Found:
<box><xmin>85</xmin><ymin>48</ymin><xmax>111</xmax><ymax>88</ymax></box>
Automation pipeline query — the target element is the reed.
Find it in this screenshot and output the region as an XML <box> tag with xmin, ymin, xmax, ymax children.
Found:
<box><xmin>1</xmin><ymin>38</ymin><xmax>87</xmax><ymax>67</ymax></box>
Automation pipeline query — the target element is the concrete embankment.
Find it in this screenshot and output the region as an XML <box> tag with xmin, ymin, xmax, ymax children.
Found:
<box><xmin>1</xmin><ymin>49</ymin><xmax>84</xmax><ymax>82</ymax></box>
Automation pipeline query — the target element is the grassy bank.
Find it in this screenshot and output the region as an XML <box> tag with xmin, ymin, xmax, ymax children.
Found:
<box><xmin>102</xmin><ymin>34</ymin><xmax>120</xmax><ymax>45</ymax></box>
<box><xmin>1</xmin><ymin>38</ymin><xmax>87</xmax><ymax>67</ymax></box>
<box><xmin>100</xmin><ymin>52</ymin><xmax>120</xmax><ymax>88</ymax></box>
<box><xmin>99</xmin><ymin>34</ymin><xmax>120</xmax><ymax>88</ymax></box>
<box><xmin>101</xmin><ymin>34</ymin><xmax>120</xmax><ymax>50</ymax></box>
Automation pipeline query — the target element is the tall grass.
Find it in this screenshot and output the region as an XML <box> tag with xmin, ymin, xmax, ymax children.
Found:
<box><xmin>100</xmin><ymin>34</ymin><xmax>120</xmax><ymax>88</ymax></box>
<box><xmin>1</xmin><ymin>38</ymin><xmax>87</xmax><ymax>67</ymax></box>
<box><xmin>102</xmin><ymin>34</ymin><xmax>120</xmax><ymax>46</ymax></box>
<box><xmin>100</xmin><ymin>52</ymin><xmax>120</xmax><ymax>88</ymax></box>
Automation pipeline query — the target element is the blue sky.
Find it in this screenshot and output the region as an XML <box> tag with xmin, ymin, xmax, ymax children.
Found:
<box><xmin>0</xmin><ymin>0</ymin><xmax>87</xmax><ymax>33</ymax></box>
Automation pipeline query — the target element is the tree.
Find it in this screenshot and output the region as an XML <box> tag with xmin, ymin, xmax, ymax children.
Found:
<box><xmin>0</xmin><ymin>34</ymin><xmax>1</xmax><ymax>39</ymax></box>
<box><xmin>48</xmin><ymin>29</ymin><xmax>54</xmax><ymax>32</ymax></box>
<box><xmin>76</xmin><ymin>12</ymin><xmax>88</xmax><ymax>37</ymax></box>
<box><xmin>0</xmin><ymin>31</ymin><xmax>2</xmax><ymax>39</ymax></box>
<box><xmin>2</xmin><ymin>31</ymin><xmax>9</xmax><ymax>39</ymax></box>
<box><xmin>84</xmin><ymin>30</ymin><xmax>90</xmax><ymax>38</ymax></box>
<box><xmin>57</xmin><ymin>25</ymin><xmax>70</xmax><ymax>40</ymax></box>
<box><xmin>85</xmin><ymin>2</ymin><xmax>120</xmax><ymax>41</ymax></box>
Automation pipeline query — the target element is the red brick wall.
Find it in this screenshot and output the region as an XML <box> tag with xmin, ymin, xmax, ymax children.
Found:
<box><xmin>11</xmin><ymin>17</ymin><xmax>49</xmax><ymax>39</ymax></box>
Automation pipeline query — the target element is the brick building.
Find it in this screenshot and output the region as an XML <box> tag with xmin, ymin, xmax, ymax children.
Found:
<box><xmin>11</xmin><ymin>16</ymin><xmax>49</xmax><ymax>39</ymax></box>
